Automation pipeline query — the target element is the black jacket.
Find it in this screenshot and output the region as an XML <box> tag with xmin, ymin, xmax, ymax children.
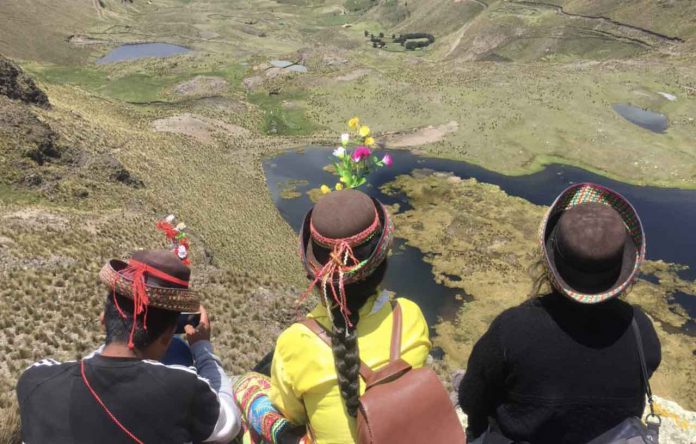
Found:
<box><xmin>17</xmin><ymin>350</ymin><xmax>232</xmax><ymax>443</ymax></box>
<box><xmin>458</xmin><ymin>293</ymin><xmax>661</xmax><ymax>444</ymax></box>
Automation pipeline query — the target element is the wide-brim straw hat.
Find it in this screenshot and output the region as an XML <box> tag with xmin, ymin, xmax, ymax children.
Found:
<box><xmin>540</xmin><ymin>183</ymin><xmax>645</xmax><ymax>304</ymax></box>
<box><xmin>99</xmin><ymin>249</ymin><xmax>199</xmax><ymax>312</ymax></box>
<box><xmin>299</xmin><ymin>190</ymin><xmax>394</xmax><ymax>288</ymax></box>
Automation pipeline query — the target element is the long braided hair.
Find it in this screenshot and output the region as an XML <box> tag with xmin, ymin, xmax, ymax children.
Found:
<box><xmin>330</xmin><ymin>258</ymin><xmax>387</xmax><ymax>417</ymax></box>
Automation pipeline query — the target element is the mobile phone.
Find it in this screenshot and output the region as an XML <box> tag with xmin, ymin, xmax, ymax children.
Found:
<box><xmin>175</xmin><ymin>312</ymin><xmax>201</xmax><ymax>334</ymax></box>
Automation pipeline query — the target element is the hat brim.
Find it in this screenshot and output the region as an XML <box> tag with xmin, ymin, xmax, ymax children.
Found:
<box><xmin>99</xmin><ymin>259</ymin><xmax>199</xmax><ymax>312</ymax></box>
<box><xmin>540</xmin><ymin>183</ymin><xmax>645</xmax><ymax>304</ymax></box>
<box><xmin>299</xmin><ymin>197</ymin><xmax>394</xmax><ymax>286</ymax></box>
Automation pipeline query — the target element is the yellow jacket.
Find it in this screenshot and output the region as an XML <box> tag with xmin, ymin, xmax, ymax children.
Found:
<box><xmin>270</xmin><ymin>292</ymin><xmax>431</xmax><ymax>444</ymax></box>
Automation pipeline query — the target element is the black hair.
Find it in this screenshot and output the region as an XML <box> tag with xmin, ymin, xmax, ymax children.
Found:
<box><xmin>330</xmin><ymin>258</ymin><xmax>388</xmax><ymax>417</ymax></box>
<box><xmin>104</xmin><ymin>292</ymin><xmax>179</xmax><ymax>350</ymax></box>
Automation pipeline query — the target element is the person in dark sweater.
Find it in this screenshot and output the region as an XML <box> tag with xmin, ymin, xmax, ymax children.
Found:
<box><xmin>17</xmin><ymin>249</ymin><xmax>241</xmax><ymax>443</ymax></box>
<box><xmin>458</xmin><ymin>183</ymin><xmax>661</xmax><ymax>444</ymax></box>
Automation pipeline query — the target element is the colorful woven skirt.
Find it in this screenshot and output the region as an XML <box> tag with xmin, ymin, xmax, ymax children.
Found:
<box><xmin>233</xmin><ymin>372</ymin><xmax>310</xmax><ymax>444</ymax></box>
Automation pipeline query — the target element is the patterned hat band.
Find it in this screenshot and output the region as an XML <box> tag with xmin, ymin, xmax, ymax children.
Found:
<box><xmin>99</xmin><ymin>260</ymin><xmax>200</xmax><ymax>313</ymax></box>
<box><xmin>539</xmin><ymin>183</ymin><xmax>646</xmax><ymax>304</ymax></box>
<box><xmin>309</xmin><ymin>207</ymin><xmax>381</xmax><ymax>250</ymax></box>
<box><xmin>299</xmin><ymin>199</ymin><xmax>394</xmax><ymax>327</ymax></box>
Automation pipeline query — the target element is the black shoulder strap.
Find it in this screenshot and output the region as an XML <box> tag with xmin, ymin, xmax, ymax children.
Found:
<box><xmin>630</xmin><ymin>311</ymin><xmax>656</xmax><ymax>419</ymax></box>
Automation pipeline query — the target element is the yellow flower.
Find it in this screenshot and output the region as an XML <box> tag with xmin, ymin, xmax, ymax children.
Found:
<box><xmin>359</xmin><ymin>126</ymin><xmax>370</xmax><ymax>137</ymax></box>
<box><xmin>364</xmin><ymin>136</ymin><xmax>375</xmax><ymax>146</ymax></box>
<box><xmin>320</xmin><ymin>185</ymin><xmax>331</xmax><ymax>194</ymax></box>
<box><xmin>335</xmin><ymin>183</ymin><xmax>344</xmax><ymax>191</ymax></box>
<box><xmin>348</xmin><ymin>117</ymin><xmax>360</xmax><ymax>130</ymax></box>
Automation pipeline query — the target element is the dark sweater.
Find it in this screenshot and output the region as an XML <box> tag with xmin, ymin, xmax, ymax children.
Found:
<box><xmin>17</xmin><ymin>344</ymin><xmax>239</xmax><ymax>444</ymax></box>
<box><xmin>458</xmin><ymin>293</ymin><xmax>661</xmax><ymax>444</ymax></box>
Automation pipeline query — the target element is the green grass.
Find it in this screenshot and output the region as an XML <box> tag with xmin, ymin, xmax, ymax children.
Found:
<box><xmin>248</xmin><ymin>90</ymin><xmax>318</xmax><ymax>136</ymax></box>
<box><xmin>0</xmin><ymin>184</ymin><xmax>42</xmax><ymax>205</ymax></box>
<box><xmin>28</xmin><ymin>63</ymin><xmax>247</xmax><ymax>103</ymax></box>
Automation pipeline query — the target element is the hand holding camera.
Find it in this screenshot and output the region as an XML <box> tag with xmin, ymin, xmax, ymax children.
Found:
<box><xmin>184</xmin><ymin>304</ymin><xmax>210</xmax><ymax>346</ymax></box>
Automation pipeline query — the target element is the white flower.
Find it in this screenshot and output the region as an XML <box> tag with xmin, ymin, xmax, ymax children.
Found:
<box><xmin>333</xmin><ymin>146</ymin><xmax>346</xmax><ymax>158</ymax></box>
<box><xmin>165</xmin><ymin>214</ymin><xmax>176</xmax><ymax>223</ymax></box>
<box><xmin>341</xmin><ymin>133</ymin><xmax>350</xmax><ymax>145</ymax></box>
<box><xmin>176</xmin><ymin>245</ymin><xmax>188</xmax><ymax>259</ymax></box>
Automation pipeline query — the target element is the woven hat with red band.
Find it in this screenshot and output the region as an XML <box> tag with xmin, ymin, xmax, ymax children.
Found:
<box><xmin>99</xmin><ymin>250</ymin><xmax>199</xmax><ymax>348</ymax></box>
<box><xmin>298</xmin><ymin>189</ymin><xmax>394</xmax><ymax>327</ymax></box>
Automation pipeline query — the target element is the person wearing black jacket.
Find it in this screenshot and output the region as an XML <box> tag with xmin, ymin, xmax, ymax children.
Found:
<box><xmin>458</xmin><ymin>183</ymin><xmax>661</xmax><ymax>444</ymax></box>
<box><xmin>17</xmin><ymin>249</ymin><xmax>241</xmax><ymax>443</ymax></box>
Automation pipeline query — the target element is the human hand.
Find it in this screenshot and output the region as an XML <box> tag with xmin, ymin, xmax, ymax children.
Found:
<box><xmin>185</xmin><ymin>304</ymin><xmax>210</xmax><ymax>346</ymax></box>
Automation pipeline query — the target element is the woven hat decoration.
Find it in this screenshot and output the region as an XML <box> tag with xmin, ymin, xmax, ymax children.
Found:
<box><xmin>156</xmin><ymin>214</ymin><xmax>191</xmax><ymax>265</ymax></box>
<box><xmin>540</xmin><ymin>183</ymin><xmax>645</xmax><ymax>304</ymax></box>
<box><xmin>99</xmin><ymin>218</ymin><xmax>198</xmax><ymax>349</ymax></box>
<box><xmin>299</xmin><ymin>191</ymin><xmax>394</xmax><ymax>327</ymax></box>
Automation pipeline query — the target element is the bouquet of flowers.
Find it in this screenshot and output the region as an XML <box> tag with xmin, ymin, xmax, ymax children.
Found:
<box><xmin>321</xmin><ymin>117</ymin><xmax>393</xmax><ymax>193</ymax></box>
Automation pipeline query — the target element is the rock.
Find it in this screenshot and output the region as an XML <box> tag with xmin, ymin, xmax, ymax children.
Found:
<box><xmin>173</xmin><ymin>76</ymin><xmax>229</xmax><ymax>97</ymax></box>
<box><xmin>0</xmin><ymin>97</ymin><xmax>60</xmax><ymax>165</ymax></box>
<box><xmin>270</xmin><ymin>60</ymin><xmax>294</xmax><ymax>68</ymax></box>
<box><xmin>243</xmin><ymin>75</ymin><xmax>264</xmax><ymax>90</ymax></box>
<box><xmin>0</xmin><ymin>55</ymin><xmax>49</xmax><ymax>107</ymax></box>
<box><xmin>66</xmin><ymin>35</ymin><xmax>108</xmax><ymax>46</ymax></box>
<box><xmin>286</xmin><ymin>65</ymin><xmax>308</xmax><ymax>73</ymax></box>
<box><xmin>650</xmin><ymin>395</ymin><xmax>696</xmax><ymax>443</ymax></box>
<box><xmin>103</xmin><ymin>157</ymin><xmax>144</xmax><ymax>188</ymax></box>
<box><xmin>451</xmin><ymin>391</ymin><xmax>695</xmax><ymax>443</ymax></box>
<box><xmin>151</xmin><ymin>113</ymin><xmax>251</xmax><ymax>144</ymax></box>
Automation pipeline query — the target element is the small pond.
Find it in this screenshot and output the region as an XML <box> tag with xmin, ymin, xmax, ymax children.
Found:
<box><xmin>613</xmin><ymin>103</ymin><xmax>669</xmax><ymax>133</ymax></box>
<box><xmin>264</xmin><ymin>148</ymin><xmax>696</xmax><ymax>333</ymax></box>
<box><xmin>97</xmin><ymin>43</ymin><xmax>191</xmax><ymax>64</ymax></box>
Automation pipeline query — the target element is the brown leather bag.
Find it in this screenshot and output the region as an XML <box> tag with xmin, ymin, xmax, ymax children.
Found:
<box><xmin>302</xmin><ymin>301</ymin><xmax>466</xmax><ymax>444</ymax></box>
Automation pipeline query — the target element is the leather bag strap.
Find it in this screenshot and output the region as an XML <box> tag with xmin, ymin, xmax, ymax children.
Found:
<box><xmin>389</xmin><ymin>301</ymin><xmax>403</xmax><ymax>362</ymax></box>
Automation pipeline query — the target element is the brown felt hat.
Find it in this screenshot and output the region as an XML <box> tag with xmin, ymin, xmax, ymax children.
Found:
<box><xmin>300</xmin><ymin>189</ymin><xmax>394</xmax><ymax>286</ymax></box>
<box><xmin>99</xmin><ymin>249</ymin><xmax>199</xmax><ymax>312</ymax></box>
<box><xmin>540</xmin><ymin>183</ymin><xmax>645</xmax><ymax>304</ymax></box>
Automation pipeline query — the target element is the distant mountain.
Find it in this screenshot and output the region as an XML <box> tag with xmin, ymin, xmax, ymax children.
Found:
<box><xmin>366</xmin><ymin>0</ymin><xmax>694</xmax><ymax>61</ymax></box>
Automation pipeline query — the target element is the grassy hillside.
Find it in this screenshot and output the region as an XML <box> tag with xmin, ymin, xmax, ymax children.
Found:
<box><xmin>0</xmin><ymin>0</ymin><xmax>99</xmax><ymax>64</ymax></box>
<box><xmin>0</xmin><ymin>0</ymin><xmax>695</xmax><ymax>440</ymax></box>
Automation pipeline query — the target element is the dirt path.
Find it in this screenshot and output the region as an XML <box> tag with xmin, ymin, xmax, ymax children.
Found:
<box><xmin>92</xmin><ymin>0</ymin><xmax>103</xmax><ymax>18</ymax></box>
<box><xmin>454</xmin><ymin>0</ymin><xmax>488</xmax><ymax>8</ymax></box>
<box><xmin>385</xmin><ymin>121</ymin><xmax>459</xmax><ymax>148</ymax></box>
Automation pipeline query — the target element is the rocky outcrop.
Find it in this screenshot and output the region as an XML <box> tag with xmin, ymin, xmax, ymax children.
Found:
<box><xmin>0</xmin><ymin>95</ymin><xmax>143</xmax><ymax>197</ymax></box>
<box><xmin>453</xmin><ymin>390</ymin><xmax>696</xmax><ymax>443</ymax></box>
<box><xmin>0</xmin><ymin>55</ymin><xmax>49</xmax><ymax>107</ymax></box>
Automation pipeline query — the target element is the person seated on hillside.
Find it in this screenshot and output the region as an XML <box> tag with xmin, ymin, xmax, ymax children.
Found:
<box><xmin>458</xmin><ymin>183</ymin><xmax>661</xmax><ymax>444</ymax></box>
<box><xmin>17</xmin><ymin>249</ymin><xmax>242</xmax><ymax>443</ymax></box>
<box><xmin>234</xmin><ymin>189</ymin><xmax>432</xmax><ymax>444</ymax></box>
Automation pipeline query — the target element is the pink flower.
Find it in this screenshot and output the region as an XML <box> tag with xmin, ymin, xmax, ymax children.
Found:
<box><xmin>352</xmin><ymin>146</ymin><xmax>372</xmax><ymax>162</ymax></box>
<box><xmin>382</xmin><ymin>154</ymin><xmax>393</xmax><ymax>167</ymax></box>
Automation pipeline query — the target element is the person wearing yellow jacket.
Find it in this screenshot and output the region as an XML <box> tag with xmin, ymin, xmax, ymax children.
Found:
<box><xmin>233</xmin><ymin>189</ymin><xmax>430</xmax><ymax>444</ymax></box>
<box><xmin>271</xmin><ymin>292</ymin><xmax>430</xmax><ymax>443</ymax></box>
